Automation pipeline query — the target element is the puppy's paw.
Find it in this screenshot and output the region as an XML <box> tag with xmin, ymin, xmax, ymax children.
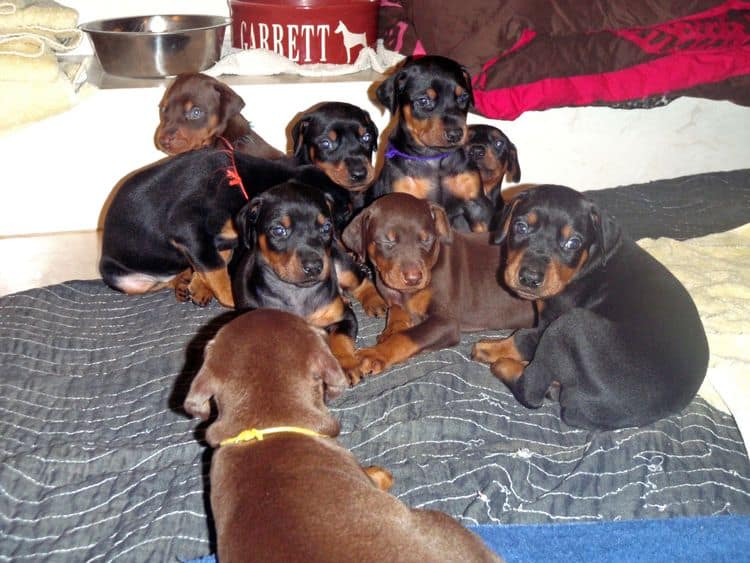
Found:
<box><xmin>171</xmin><ymin>270</ymin><xmax>192</xmax><ymax>303</ymax></box>
<box><xmin>490</xmin><ymin>358</ymin><xmax>527</xmax><ymax>385</ymax></box>
<box><xmin>362</xmin><ymin>292</ymin><xmax>388</xmax><ymax>318</ymax></box>
<box><xmin>471</xmin><ymin>338</ymin><xmax>513</xmax><ymax>364</ymax></box>
<box><xmin>356</xmin><ymin>348</ymin><xmax>387</xmax><ymax>376</ymax></box>
<box><xmin>188</xmin><ymin>276</ymin><xmax>214</xmax><ymax>307</ymax></box>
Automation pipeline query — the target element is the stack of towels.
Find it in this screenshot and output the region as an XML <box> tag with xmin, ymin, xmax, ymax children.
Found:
<box><xmin>0</xmin><ymin>0</ymin><xmax>85</xmax><ymax>130</ymax></box>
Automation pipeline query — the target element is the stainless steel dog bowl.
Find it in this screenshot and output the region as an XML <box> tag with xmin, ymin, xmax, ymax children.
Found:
<box><xmin>79</xmin><ymin>15</ymin><xmax>231</xmax><ymax>78</ymax></box>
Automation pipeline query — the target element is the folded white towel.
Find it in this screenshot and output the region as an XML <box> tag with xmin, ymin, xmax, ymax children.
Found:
<box><xmin>205</xmin><ymin>39</ymin><xmax>404</xmax><ymax>78</ymax></box>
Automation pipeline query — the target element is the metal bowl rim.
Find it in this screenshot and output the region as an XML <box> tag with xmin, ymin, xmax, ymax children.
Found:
<box><xmin>78</xmin><ymin>15</ymin><xmax>232</xmax><ymax>36</ymax></box>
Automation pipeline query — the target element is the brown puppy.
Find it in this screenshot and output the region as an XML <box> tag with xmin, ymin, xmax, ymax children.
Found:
<box><xmin>155</xmin><ymin>73</ymin><xmax>284</xmax><ymax>159</ymax></box>
<box><xmin>183</xmin><ymin>309</ymin><xmax>501</xmax><ymax>563</ymax></box>
<box><xmin>342</xmin><ymin>193</ymin><xmax>534</xmax><ymax>379</ymax></box>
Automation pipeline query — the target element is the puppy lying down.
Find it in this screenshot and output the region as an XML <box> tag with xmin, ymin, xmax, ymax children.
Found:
<box><xmin>184</xmin><ymin>309</ymin><xmax>501</xmax><ymax>563</ymax></box>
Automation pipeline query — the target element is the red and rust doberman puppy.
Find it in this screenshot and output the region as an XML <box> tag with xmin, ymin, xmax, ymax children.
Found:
<box><xmin>230</xmin><ymin>181</ymin><xmax>386</xmax><ymax>379</ymax></box>
<box><xmin>372</xmin><ymin>56</ymin><xmax>494</xmax><ymax>233</ymax></box>
<box><xmin>472</xmin><ymin>185</ymin><xmax>709</xmax><ymax>430</ymax></box>
<box><xmin>100</xmin><ymin>149</ymin><xmax>355</xmax><ymax>308</ymax></box>
<box><xmin>183</xmin><ymin>309</ymin><xmax>501</xmax><ymax>563</ymax></box>
<box><xmin>291</xmin><ymin>101</ymin><xmax>379</xmax><ymax>199</ymax></box>
<box><xmin>466</xmin><ymin>124</ymin><xmax>521</xmax><ymax>210</ymax></box>
<box><xmin>342</xmin><ymin>193</ymin><xmax>534</xmax><ymax>380</ymax></box>
<box><xmin>155</xmin><ymin>73</ymin><xmax>284</xmax><ymax>159</ymax></box>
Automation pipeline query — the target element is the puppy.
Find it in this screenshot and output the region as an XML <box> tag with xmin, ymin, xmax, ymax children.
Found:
<box><xmin>291</xmin><ymin>102</ymin><xmax>379</xmax><ymax>196</ymax></box>
<box><xmin>155</xmin><ymin>73</ymin><xmax>284</xmax><ymax>159</ymax></box>
<box><xmin>472</xmin><ymin>185</ymin><xmax>709</xmax><ymax>430</ymax></box>
<box><xmin>373</xmin><ymin>55</ymin><xmax>494</xmax><ymax>233</ymax></box>
<box><xmin>231</xmin><ymin>181</ymin><xmax>386</xmax><ymax>380</ymax></box>
<box><xmin>342</xmin><ymin>193</ymin><xmax>534</xmax><ymax>379</ymax></box>
<box><xmin>183</xmin><ymin>308</ymin><xmax>501</xmax><ymax>563</ymax></box>
<box><xmin>100</xmin><ymin>149</ymin><xmax>355</xmax><ymax>308</ymax></box>
<box><xmin>466</xmin><ymin>124</ymin><xmax>521</xmax><ymax>209</ymax></box>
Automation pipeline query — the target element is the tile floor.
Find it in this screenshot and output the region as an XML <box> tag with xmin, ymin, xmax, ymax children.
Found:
<box><xmin>0</xmin><ymin>230</ymin><xmax>100</xmax><ymax>297</ymax></box>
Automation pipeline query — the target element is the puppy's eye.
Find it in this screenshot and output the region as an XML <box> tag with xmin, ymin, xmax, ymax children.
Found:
<box><xmin>270</xmin><ymin>225</ymin><xmax>288</xmax><ymax>238</ymax></box>
<box><xmin>319</xmin><ymin>138</ymin><xmax>333</xmax><ymax>151</ymax></box>
<box><xmin>562</xmin><ymin>236</ymin><xmax>583</xmax><ymax>251</ymax></box>
<box><xmin>419</xmin><ymin>234</ymin><xmax>434</xmax><ymax>247</ymax></box>
<box><xmin>494</xmin><ymin>139</ymin><xmax>506</xmax><ymax>151</ymax></box>
<box><xmin>513</xmin><ymin>220</ymin><xmax>530</xmax><ymax>235</ymax></box>
<box><xmin>320</xmin><ymin>221</ymin><xmax>332</xmax><ymax>236</ymax></box>
<box><xmin>414</xmin><ymin>96</ymin><xmax>434</xmax><ymax>111</ymax></box>
<box><xmin>186</xmin><ymin>107</ymin><xmax>204</xmax><ymax>120</ymax></box>
<box><xmin>361</xmin><ymin>132</ymin><xmax>372</xmax><ymax>144</ymax></box>
<box><xmin>457</xmin><ymin>92</ymin><xmax>470</xmax><ymax>106</ymax></box>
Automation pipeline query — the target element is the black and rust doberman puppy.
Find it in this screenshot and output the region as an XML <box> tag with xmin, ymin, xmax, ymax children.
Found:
<box><xmin>472</xmin><ymin>185</ymin><xmax>709</xmax><ymax>431</ymax></box>
<box><xmin>183</xmin><ymin>309</ymin><xmax>501</xmax><ymax>563</ymax></box>
<box><xmin>342</xmin><ymin>193</ymin><xmax>534</xmax><ymax>379</ymax></box>
<box><xmin>100</xmin><ymin>149</ymin><xmax>354</xmax><ymax>308</ymax></box>
<box><xmin>231</xmin><ymin>181</ymin><xmax>386</xmax><ymax>380</ymax></box>
<box><xmin>372</xmin><ymin>55</ymin><xmax>494</xmax><ymax>233</ymax></box>
<box><xmin>466</xmin><ymin>124</ymin><xmax>521</xmax><ymax>210</ymax></box>
<box><xmin>291</xmin><ymin>102</ymin><xmax>379</xmax><ymax>210</ymax></box>
<box><xmin>155</xmin><ymin>73</ymin><xmax>285</xmax><ymax>159</ymax></box>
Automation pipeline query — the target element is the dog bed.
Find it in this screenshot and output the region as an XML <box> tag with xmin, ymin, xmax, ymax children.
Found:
<box><xmin>1</xmin><ymin>170</ymin><xmax>750</xmax><ymax>560</ymax></box>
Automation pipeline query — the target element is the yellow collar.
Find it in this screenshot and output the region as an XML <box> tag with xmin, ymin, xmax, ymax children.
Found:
<box><xmin>219</xmin><ymin>426</ymin><xmax>329</xmax><ymax>447</ymax></box>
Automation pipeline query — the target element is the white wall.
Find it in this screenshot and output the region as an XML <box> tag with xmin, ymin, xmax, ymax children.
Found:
<box><xmin>3</xmin><ymin>78</ymin><xmax>749</xmax><ymax>238</ymax></box>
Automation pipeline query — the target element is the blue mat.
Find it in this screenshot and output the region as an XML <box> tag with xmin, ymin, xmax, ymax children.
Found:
<box><xmin>185</xmin><ymin>516</ymin><xmax>750</xmax><ymax>562</ymax></box>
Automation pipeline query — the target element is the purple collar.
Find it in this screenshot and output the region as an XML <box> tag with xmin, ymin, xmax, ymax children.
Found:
<box><xmin>384</xmin><ymin>144</ymin><xmax>454</xmax><ymax>161</ymax></box>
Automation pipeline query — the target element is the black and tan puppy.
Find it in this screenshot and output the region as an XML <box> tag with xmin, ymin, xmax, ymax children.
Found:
<box><xmin>291</xmin><ymin>102</ymin><xmax>379</xmax><ymax>196</ymax></box>
<box><xmin>183</xmin><ymin>309</ymin><xmax>501</xmax><ymax>563</ymax></box>
<box><xmin>472</xmin><ymin>185</ymin><xmax>709</xmax><ymax>430</ymax></box>
<box><xmin>372</xmin><ymin>55</ymin><xmax>494</xmax><ymax>233</ymax></box>
<box><xmin>155</xmin><ymin>73</ymin><xmax>284</xmax><ymax>159</ymax></box>
<box><xmin>100</xmin><ymin>149</ymin><xmax>354</xmax><ymax>308</ymax></box>
<box><xmin>231</xmin><ymin>181</ymin><xmax>385</xmax><ymax>380</ymax></box>
<box><xmin>342</xmin><ymin>193</ymin><xmax>534</xmax><ymax>379</ymax></box>
<box><xmin>466</xmin><ymin>124</ymin><xmax>521</xmax><ymax>209</ymax></box>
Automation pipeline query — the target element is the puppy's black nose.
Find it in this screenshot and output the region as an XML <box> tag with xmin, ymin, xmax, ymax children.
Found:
<box><xmin>519</xmin><ymin>266</ymin><xmax>544</xmax><ymax>288</ymax></box>
<box><xmin>302</xmin><ymin>259</ymin><xmax>323</xmax><ymax>277</ymax></box>
<box><xmin>468</xmin><ymin>145</ymin><xmax>485</xmax><ymax>160</ymax></box>
<box><xmin>350</xmin><ymin>167</ymin><xmax>368</xmax><ymax>182</ymax></box>
<box><xmin>445</xmin><ymin>128</ymin><xmax>464</xmax><ymax>144</ymax></box>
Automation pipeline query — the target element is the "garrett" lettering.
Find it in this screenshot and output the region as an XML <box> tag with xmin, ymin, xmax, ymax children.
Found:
<box><xmin>239</xmin><ymin>22</ymin><xmax>331</xmax><ymax>62</ymax></box>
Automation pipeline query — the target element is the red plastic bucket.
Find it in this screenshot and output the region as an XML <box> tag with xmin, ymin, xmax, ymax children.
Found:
<box><xmin>230</xmin><ymin>0</ymin><xmax>379</xmax><ymax>64</ymax></box>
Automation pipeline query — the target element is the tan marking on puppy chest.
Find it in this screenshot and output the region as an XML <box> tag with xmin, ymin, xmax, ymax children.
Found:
<box><xmin>220</xmin><ymin>219</ymin><xmax>237</xmax><ymax>241</ymax></box>
<box><xmin>392</xmin><ymin>176</ymin><xmax>432</xmax><ymax>199</ymax></box>
<box><xmin>307</xmin><ymin>297</ymin><xmax>345</xmax><ymax>327</ymax></box>
<box><xmin>405</xmin><ymin>288</ymin><xmax>432</xmax><ymax>317</ymax></box>
<box><xmin>443</xmin><ymin>171</ymin><xmax>481</xmax><ymax>200</ymax></box>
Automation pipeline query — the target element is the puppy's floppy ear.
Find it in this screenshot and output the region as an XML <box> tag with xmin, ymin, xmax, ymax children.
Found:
<box><xmin>505</xmin><ymin>140</ymin><xmax>521</xmax><ymax>183</ymax></box>
<box><xmin>460</xmin><ymin>65</ymin><xmax>475</xmax><ymax>108</ymax></box>
<box><xmin>428</xmin><ymin>201</ymin><xmax>453</xmax><ymax>244</ymax></box>
<box><xmin>587</xmin><ymin>203</ymin><xmax>617</xmax><ymax>267</ymax></box>
<box><xmin>291</xmin><ymin>116</ymin><xmax>312</xmax><ymax>163</ymax></box>
<box><xmin>341</xmin><ymin>208</ymin><xmax>370</xmax><ymax>260</ymax></box>
<box><xmin>376</xmin><ymin>60</ymin><xmax>411</xmax><ymax>114</ymax></box>
<box><xmin>235</xmin><ymin>195</ymin><xmax>264</xmax><ymax>249</ymax></box>
<box><xmin>491</xmin><ymin>193</ymin><xmax>525</xmax><ymax>245</ymax></box>
<box><xmin>213</xmin><ymin>80</ymin><xmax>245</xmax><ymax>131</ymax></box>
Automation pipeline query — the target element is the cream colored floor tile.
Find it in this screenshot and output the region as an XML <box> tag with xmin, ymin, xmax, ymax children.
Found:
<box><xmin>0</xmin><ymin>231</ymin><xmax>100</xmax><ymax>297</ymax></box>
